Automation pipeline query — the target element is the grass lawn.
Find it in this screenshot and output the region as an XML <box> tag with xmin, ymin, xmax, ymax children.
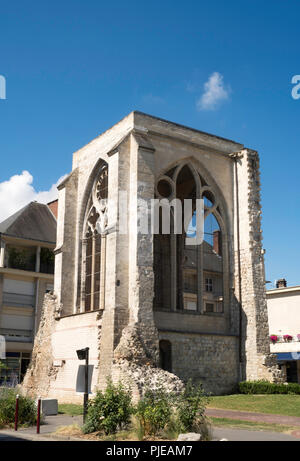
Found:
<box><xmin>208</xmin><ymin>394</ymin><xmax>300</xmax><ymax>417</ymax></box>
<box><xmin>58</xmin><ymin>404</ymin><xmax>83</xmax><ymax>416</ymax></box>
<box><xmin>210</xmin><ymin>417</ymin><xmax>297</xmax><ymax>434</ymax></box>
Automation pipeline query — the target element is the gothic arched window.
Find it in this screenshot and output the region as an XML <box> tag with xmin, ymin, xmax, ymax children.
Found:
<box><xmin>80</xmin><ymin>163</ymin><xmax>108</xmax><ymax>313</ymax></box>
<box><xmin>154</xmin><ymin>162</ymin><xmax>226</xmax><ymax>314</ymax></box>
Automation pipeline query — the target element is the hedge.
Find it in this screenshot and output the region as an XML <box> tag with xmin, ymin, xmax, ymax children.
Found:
<box><xmin>239</xmin><ymin>380</ymin><xmax>300</xmax><ymax>395</ymax></box>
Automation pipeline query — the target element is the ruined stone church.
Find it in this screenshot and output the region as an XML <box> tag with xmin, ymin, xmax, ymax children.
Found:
<box><xmin>23</xmin><ymin>111</ymin><xmax>281</xmax><ymax>402</ymax></box>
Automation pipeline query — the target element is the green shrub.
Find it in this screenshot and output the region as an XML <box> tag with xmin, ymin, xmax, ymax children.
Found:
<box><xmin>82</xmin><ymin>380</ymin><xmax>133</xmax><ymax>435</ymax></box>
<box><xmin>239</xmin><ymin>380</ymin><xmax>300</xmax><ymax>395</ymax></box>
<box><xmin>0</xmin><ymin>388</ymin><xmax>37</xmax><ymax>427</ymax></box>
<box><xmin>161</xmin><ymin>414</ymin><xmax>182</xmax><ymax>440</ymax></box>
<box><xmin>134</xmin><ymin>380</ymin><xmax>211</xmax><ymax>439</ymax></box>
<box><xmin>176</xmin><ymin>381</ymin><xmax>209</xmax><ymax>433</ymax></box>
<box><xmin>131</xmin><ymin>415</ymin><xmax>146</xmax><ymax>441</ymax></box>
<box><xmin>135</xmin><ymin>383</ymin><xmax>173</xmax><ymax>436</ymax></box>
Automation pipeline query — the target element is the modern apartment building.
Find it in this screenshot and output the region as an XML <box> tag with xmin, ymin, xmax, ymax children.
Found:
<box><xmin>0</xmin><ymin>201</ymin><xmax>56</xmax><ymax>385</ymax></box>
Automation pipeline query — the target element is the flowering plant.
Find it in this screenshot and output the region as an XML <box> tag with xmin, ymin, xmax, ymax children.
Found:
<box><xmin>270</xmin><ymin>335</ymin><xmax>278</xmax><ymax>343</ymax></box>
<box><xmin>297</xmin><ymin>334</ymin><xmax>300</xmax><ymax>342</ymax></box>
<box><xmin>283</xmin><ymin>335</ymin><xmax>293</xmax><ymax>342</ymax></box>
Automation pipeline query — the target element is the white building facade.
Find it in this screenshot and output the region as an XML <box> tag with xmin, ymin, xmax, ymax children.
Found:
<box><xmin>267</xmin><ymin>280</ymin><xmax>300</xmax><ymax>383</ymax></box>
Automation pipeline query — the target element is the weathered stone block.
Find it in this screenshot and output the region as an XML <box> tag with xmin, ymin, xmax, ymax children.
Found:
<box><xmin>41</xmin><ymin>399</ymin><xmax>58</xmax><ymax>416</ymax></box>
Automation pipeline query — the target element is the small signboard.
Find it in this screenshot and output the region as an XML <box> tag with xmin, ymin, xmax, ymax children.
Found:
<box><xmin>75</xmin><ymin>364</ymin><xmax>94</xmax><ymax>393</ymax></box>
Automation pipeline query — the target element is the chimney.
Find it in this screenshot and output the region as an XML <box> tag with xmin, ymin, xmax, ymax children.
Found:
<box><xmin>276</xmin><ymin>278</ymin><xmax>287</xmax><ymax>289</ymax></box>
<box><xmin>47</xmin><ymin>199</ymin><xmax>58</xmax><ymax>219</ymax></box>
<box><xmin>213</xmin><ymin>230</ymin><xmax>222</xmax><ymax>256</ymax></box>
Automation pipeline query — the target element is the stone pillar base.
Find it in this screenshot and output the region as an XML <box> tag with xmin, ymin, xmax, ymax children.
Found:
<box><xmin>111</xmin><ymin>324</ymin><xmax>185</xmax><ymax>402</ymax></box>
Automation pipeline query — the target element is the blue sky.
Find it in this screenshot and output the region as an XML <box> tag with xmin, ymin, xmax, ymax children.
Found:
<box><xmin>0</xmin><ymin>0</ymin><xmax>299</xmax><ymax>287</ymax></box>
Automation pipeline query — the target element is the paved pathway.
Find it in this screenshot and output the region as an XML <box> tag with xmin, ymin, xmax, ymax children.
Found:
<box><xmin>1</xmin><ymin>412</ymin><xmax>300</xmax><ymax>442</ymax></box>
<box><xmin>212</xmin><ymin>427</ymin><xmax>299</xmax><ymax>441</ymax></box>
<box><xmin>207</xmin><ymin>408</ymin><xmax>300</xmax><ymax>427</ymax></box>
<box><xmin>0</xmin><ymin>414</ymin><xmax>84</xmax><ymax>441</ymax></box>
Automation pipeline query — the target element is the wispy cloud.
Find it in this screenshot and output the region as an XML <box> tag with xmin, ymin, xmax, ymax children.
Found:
<box><xmin>197</xmin><ymin>72</ymin><xmax>230</xmax><ymax>111</ymax></box>
<box><xmin>0</xmin><ymin>171</ymin><xmax>67</xmax><ymax>222</ymax></box>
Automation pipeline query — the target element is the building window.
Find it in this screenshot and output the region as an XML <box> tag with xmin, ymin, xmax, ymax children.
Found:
<box><xmin>205</xmin><ymin>302</ymin><xmax>214</xmax><ymax>313</ymax></box>
<box><xmin>159</xmin><ymin>340</ymin><xmax>172</xmax><ymax>373</ymax></box>
<box><xmin>40</xmin><ymin>248</ymin><xmax>54</xmax><ymax>274</ymax></box>
<box><xmin>204</xmin><ymin>301</ymin><xmax>224</xmax><ymax>314</ymax></box>
<box><xmin>205</xmin><ymin>278</ymin><xmax>213</xmax><ymax>292</ymax></box>
<box><xmin>286</xmin><ymin>362</ymin><xmax>298</xmax><ymax>383</ymax></box>
<box><xmin>216</xmin><ymin>301</ymin><xmax>224</xmax><ymax>313</ymax></box>
<box><xmin>0</xmin><ymin>352</ymin><xmax>31</xmax><ymax>386</ymax></box>
<box><xmin>84</xmin><ymin>230</ymin><xmax>102</xmax><ymax>312</ymax></box>
<box><xmin>154</xmin><ymin>161</ymin><xmax>227</xmax><ymax>314</ymax></box>
<box><xmin>5</xmin><ymin>245</ymin><xmax>36</xmax><ymax>272</ymax></box>
<box><xmin>80</xmin><ymin>163</ymin><xmax>108</xmax><ymax>313</ymax></box>
<box><xmin>183</xmin><ymin>271</ymin><xmax>197</xmax><ymax>292</ymax></box>
<box><xmin>183</xmin><ymin>295</ymin><xmax>197</xmax><ymax>311</ymax></box>
<box><xmin>2</xmin><ymin>278</ymin><xmax>36</xmax><ymax>308</ymax></box>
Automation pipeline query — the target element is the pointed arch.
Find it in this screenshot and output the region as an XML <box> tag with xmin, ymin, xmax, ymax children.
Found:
<box><xmin>154</xmin><ymin>157</ymin><xmax>230</xmax><ymax>316</ymax></box>
<box><xmin>76</xmin><ymin>159</ymin><xmax>109</xmax><ymax>313</ymax></box>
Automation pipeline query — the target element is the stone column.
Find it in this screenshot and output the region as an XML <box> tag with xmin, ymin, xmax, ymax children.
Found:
<box><xmin>234</xmin><ymin>149</ymin><xmax>276</xmax><ymax>382</ymax></box>
<box><xmin>99</xmin><ymin>235</ymin><xmax>106</xmax><ymax>311</ymax></box>
<box><xmin>57</xmin><ymin>170</ymin><xmax>78</xmax><ymax>315</ymax></box>
<box><xmin>97</xmin><ymin>148</ymin><xmax>123</xmax><ymax>388</ymax></box>
<box><xmin>127</xmin><ymin>132</ymin><xmax>159</xmax><ymax>363</ymax></box>
<box><xmin>54</xmin><ymin>185</ymin><xmax>66</xmax><ymax>308</ymax></box>
<box><xmin>80</xmin><ymin>239</ymin><xmax>87</xmax><ymax>313</ymax></box>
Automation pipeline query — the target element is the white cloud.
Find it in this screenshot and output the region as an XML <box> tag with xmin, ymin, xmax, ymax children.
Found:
<box><xmin>197</xmin><ymin>72</ymin><xmax>230</xmax><ymax>111</ymax></box>
<box><xmin>0</xmin><ymin>171</ymin><xmax>67</xmax><ymax>222</ymax></box>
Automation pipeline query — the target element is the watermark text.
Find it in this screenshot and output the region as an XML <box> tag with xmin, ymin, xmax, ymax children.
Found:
<box><xmin>292</xmin><ymin>75</ymin><xmax>300</xmax><ymax>100</ymax></box>
<box><xmin>0</xmin><ymin>75</ymin><xmax>6</xmax><ymax>100</ymax></box>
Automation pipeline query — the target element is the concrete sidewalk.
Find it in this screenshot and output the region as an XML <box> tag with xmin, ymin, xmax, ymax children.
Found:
<box><xmin>207</xmin><ymin>408</ymin><xmax>300</xmax><ymax>426</ymax></box>
<box><xmin>1</xmin><ymin>411</ymin><xmax>300</xmax><ymax>442</ymax></box>
<box><xmin>0</xmin><ymin>414</ymin><xmax>85</xmax><ymax>441</ymax></box>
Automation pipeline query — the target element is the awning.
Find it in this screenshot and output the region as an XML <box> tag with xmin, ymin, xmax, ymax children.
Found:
<box><xmin>276</xmin><ymin>352</ymin><xmax>300</xmax><ymax>361</ymax></box>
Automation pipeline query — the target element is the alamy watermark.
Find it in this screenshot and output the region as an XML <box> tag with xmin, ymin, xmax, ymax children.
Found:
<box><xmin>95</xmin><ymin>193</ymin><xmax>205</xmax><ymax>246</ymax></box>
<box><xmin>291</xmin><ymin>352</ymin><xmax>300</xmax><ymax>360</ymax></box>
<box><xmin>0</xmin><ymin>75</ymin><xmax>6</xmax><ymax>100</ymax></box>
<box><xmin>292</xmin><ymin>75</ymin><xmax>300</xmax><ymax>100</ymax></box>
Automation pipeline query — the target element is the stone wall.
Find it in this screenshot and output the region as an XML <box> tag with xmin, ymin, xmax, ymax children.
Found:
<box><xmin>22</xmin><ymin>293</ymin><xmax>58</xmax><ymax>398</ymax></box>
<box><xmin>48</xmin><ymin>310</ymin><xmax>102</xmax><ymax>403</ymax></box>
<box><xmin>22</xmin><ymin>292</ymin><xmax>103</xmax><ymax>403</ymax></box>
<box><xmin>159</xmin><ymin>331</ymin><xmax>239</xmax><ymax>395</ymax></box>
<box><xmin>234</xmin><ymin>149</ymin><xmax>284</xmax><ymax>382</ymax></box>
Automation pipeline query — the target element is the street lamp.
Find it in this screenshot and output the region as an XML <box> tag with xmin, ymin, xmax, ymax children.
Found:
<box><xmin>76</xmin><ymin>347</ymin><xmax>89</xmax><ymax>422</ymax></box>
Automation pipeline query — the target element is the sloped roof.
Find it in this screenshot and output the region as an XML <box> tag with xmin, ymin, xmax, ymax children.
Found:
<box><xmin>184</xmin><ymin>241</ymin><xmax>222</xmax><ymax>273</ymax></box>
<box><xmin>0</xmin><ymin>202</ymin><xmax>57</xmax><ymax>244</ymax></box>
